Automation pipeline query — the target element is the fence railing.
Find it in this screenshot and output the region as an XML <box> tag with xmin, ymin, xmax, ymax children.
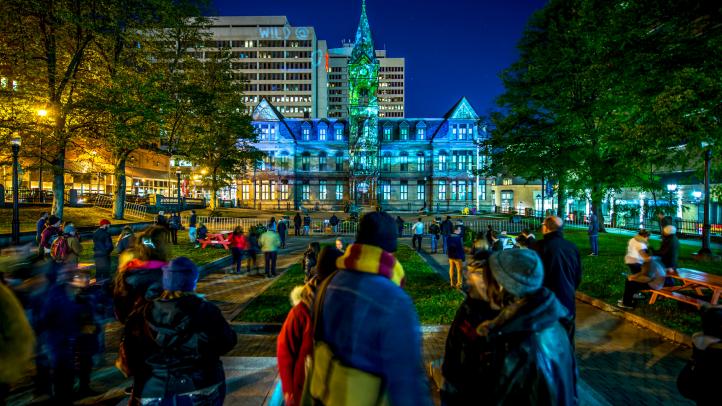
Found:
<box><xmin>92</xmin><ymin>194</ymin><xmax>149</xmax><ymax>219</ymax></box>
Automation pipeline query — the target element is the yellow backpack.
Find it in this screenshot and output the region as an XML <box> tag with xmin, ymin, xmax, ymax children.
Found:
<box><xmin>300</xmin><ymin>272</ymin><xmax>390</xmax><ymax>406</ymax></box>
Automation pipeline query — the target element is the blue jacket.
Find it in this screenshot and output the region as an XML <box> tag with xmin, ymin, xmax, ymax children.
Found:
<box><xmin>446</xmin><ymin>234</ymin><xmax>465</xmax><ymax>260</ymax></box>
<box><xmin>36</xmin><ymin>218</ymin><xmax>46</xmax><ymax>241</ymax></box>
<box><xmin>320</xmin><ymin>271</ymin><xmax>432</xmax><ymax>406</ymax></box>
<box><xmin>588</xmin><ymin>213</ymin><xmax>599</xmax><ymax>236</ymax></box>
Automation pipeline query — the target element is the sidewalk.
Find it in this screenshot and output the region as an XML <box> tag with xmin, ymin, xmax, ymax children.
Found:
<box><xmin>413</xmin><ymin>240</ymin><xmax>693</xmax><ymax>405</ymax></box>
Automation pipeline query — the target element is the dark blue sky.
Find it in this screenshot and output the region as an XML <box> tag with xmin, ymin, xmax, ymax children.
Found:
<box><xmin>209</xmin><ymin>0</ymin><xmax>547</xmax><ymax>118</ymax></box>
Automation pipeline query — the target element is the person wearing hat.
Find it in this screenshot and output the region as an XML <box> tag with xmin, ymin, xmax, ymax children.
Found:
<box><xmin>39</xmin><ymin>214</ymin><xmax>62</xmax><ymax>258</ymax></box>
<box><xmin>469</xmin><ymin>249</ymin><xmax>575</xmax><ymax>405</ymax></box>
<box><xmin>301</xmin><ymin>212</ymin><xmax>432</xmax><ymax>406</ymax></box>
<box><xmin>93</xmin><ymin>219</ymin><xmax>114</xmax><ymax>281</ymax></box>
<box><xmin>123</xmin><ymin>257</ymin><xmax>236</xmax><ymax>406</ymax></box>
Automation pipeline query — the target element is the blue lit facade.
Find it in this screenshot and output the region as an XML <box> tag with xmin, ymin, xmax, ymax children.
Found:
<box><xmin>245</xmin><ymin>96</ymin><xmax>493</xmax><ymax>212</ymax></box>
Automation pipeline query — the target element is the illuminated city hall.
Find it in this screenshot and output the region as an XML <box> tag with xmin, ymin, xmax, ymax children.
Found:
<box><xmin>243</xmin><ymin>1</ymin><xmax>492</xmax><ymax>212</ymax></box>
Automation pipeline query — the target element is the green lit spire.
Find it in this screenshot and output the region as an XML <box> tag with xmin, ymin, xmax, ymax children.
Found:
<box><xmin>351</xmin><ymin>0</ymin><xmax>376</xmax><ymax>63</ymax></box>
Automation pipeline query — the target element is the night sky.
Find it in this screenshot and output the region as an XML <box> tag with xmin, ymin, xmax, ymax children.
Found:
<box><xmin>209</xmin><ymin>0</ymin><xmax>547</xmax><ymax>118</ymax></box>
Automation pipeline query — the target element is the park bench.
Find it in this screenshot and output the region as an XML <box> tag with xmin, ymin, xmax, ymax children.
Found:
<box><xmin>646</xmin><ymin>268</ymin><xmax>722</xmax><ymax>308</ymax></box>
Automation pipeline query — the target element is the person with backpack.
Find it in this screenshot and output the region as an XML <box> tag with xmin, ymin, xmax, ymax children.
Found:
<box><xmin>168</xmin><ymin>212</ymin><xmax>180</xmax><ymax>245</ymax></box>
<box><xmin>36</xmin><ymin>212</ymin><xmax>49</xmax><ymax>243</ymax></box>
<box><xmin>301</xmin><ymin>212</ymin><xmax>432</xmax><ymax>406</ymax></box>
<box><xmin>39</xmin><ymin>215</ymin><xmax>62</xmax><ymax>259</ymax></box>
<box><xmin>116</xmin><ymin>226</ymin><xmax>135</xmax><ymax>254</ymax></box>
<box><xmin>302</xmin><ymin>242</ymin><xmax>320</xmax><ymax>282</ymax></box>
<box><xmin>51</xmin><ymin>223</ymin><xmax>83</xmax><ymax>268</ymax></box>
<box><xmin>277</xmin><ymin>247</ymin><xmax>343</xmax><ymax>406</ymax></box>
<box><xmin>122</xmin><ymin>257</ymin><xmax>237</xmax><ymax>406</ymax></box>
<box><xmin>93</xmin><ymin>219</ymin><xmax>114</xmax><ymax>281</ymax></box>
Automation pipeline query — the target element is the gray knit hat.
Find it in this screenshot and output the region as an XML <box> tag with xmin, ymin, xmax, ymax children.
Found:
<box><xmin>488</xmin><ymin>249</ymin><xmax>544</xmax><ymax>297</ymax></box>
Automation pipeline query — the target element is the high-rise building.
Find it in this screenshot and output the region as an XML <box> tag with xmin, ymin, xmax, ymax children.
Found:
<box><xmin>204</xmin><ymin>16</ymin><xmax>327</xmax><ymax>119</ymax></box>
<box><xmin>327</xmin><ymin>44</ymin><xmax>405</xmax><ymax>119</ymax></box>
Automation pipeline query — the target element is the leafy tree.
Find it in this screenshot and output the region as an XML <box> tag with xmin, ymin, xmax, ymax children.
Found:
<box><xmin>179</xmin><ymin>49</ymin><xmax>260</xmax><ymax>210</ymax></box>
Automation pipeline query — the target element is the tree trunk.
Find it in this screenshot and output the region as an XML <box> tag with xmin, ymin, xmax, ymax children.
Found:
<box><xmin>556</xmin><ymin>177</ymin><xmax>565</xmax><ymax>217</ymax></box>
<box><xmin>51</xmin><ymin>148</ymin><xmax>65</xmax><ymax>218</ymax></box>
<box><xmin>113</xmin><ymin>154</ymin><xmax>128</xmax><ymax>220</ymax></box>
<box><xmin>209</xmin><ymin>171</ymin><xmax>219</xmax><ymax>211</ymax></box>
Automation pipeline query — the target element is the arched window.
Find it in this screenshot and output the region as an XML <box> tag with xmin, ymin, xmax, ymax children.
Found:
<box><xmin>381</xmin><ymin>152</ymin><xmax>392</xmax><ymax>172</ymax></box>
<box><xmin>335</xmin><ymin>152</ymin><xmax>344</xmax><ymax>171</ymax></box>
<box><xmin>301</xmin><ymin>152</ymin><xmax>311</xmax><ymax>171</ymax></box>
<box><xmin>318</xmin><ymin>122</ymin><xmax>328</xmax><ymax>141</ymax></box>
<box><xmin>438</xmin><ymin>150</ymin><xmax>448</xmax><ymax>171</ymax></box>
<box><xmin>399</xmin><ymin>152</ymin><xmax>409</xmax><ymax>172</ymax></box>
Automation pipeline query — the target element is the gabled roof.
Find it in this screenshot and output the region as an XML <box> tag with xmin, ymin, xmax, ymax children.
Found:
<box><xmin>443</xmin><ymin>96</ymin><xmax>479</xmax><ymax>120</ymax></box>
<box><xmin>252</xmin><ymin>98</ymin><xmax>284</xmax><ymax>121</ymax></box>
<box><xmin>350</xmin><ymin>0</ymin><xmax>376</xmax><ymax>64</ymax></box>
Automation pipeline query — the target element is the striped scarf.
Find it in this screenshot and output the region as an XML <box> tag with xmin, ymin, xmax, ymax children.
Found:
<box><xmin>336</xmin><ymin>243</ymin><xmax>405</xmax><ymax>287</ymax></box>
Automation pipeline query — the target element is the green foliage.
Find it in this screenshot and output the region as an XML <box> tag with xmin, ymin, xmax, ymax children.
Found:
<box><xmin>236</xmin><ymin>264</ymin><xmax>305</xmax><ymax>323</ymax></box>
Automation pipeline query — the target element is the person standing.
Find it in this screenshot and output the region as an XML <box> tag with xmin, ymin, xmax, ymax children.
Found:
<box><xmin>302</xmin><ymin>242</ymin><xmax>320</xmax><ymax>282</ymax></box>
<box><xmin>259</xmin><ymin>228</ymin><xmax>281</xmax><ymax>278</ymax></box>
<box><xmin>246</xmin><ymin>230</ymin><xmax>259</xmax><ymax>274</ymax></box>
<box><xmin>440</xmin><ymin>216</ymin><xmax>453</xmax><ymax>254</ymax></box>
<box><xmin>485</xmin><ymin>224</ymin><xmax>494</xmax><ymax>246</ymax></box>
<box><xmin>329</xmin><ymin>213</ymin><xmax>339</xmax><ymax>233</ymax></box>
<box><xmin>52</xmin><ymin>223</ymin><xmax>83</xmax><ymax>268</ymax></box>
<box><xmin>447</xmin><ymin>225</ymin><xmax>465</xmax><ymax>289</ymax></box>
<box><xmin>155</xmin><ymin>211</ymin><xmax>168</xmax><ymax>228</ymax></box>
<box><xmin>228</xmin><ymin>226</ymin><xmax>249</xmax><ymax>274</ymax></box>
<box><xmin>654</xmin><ymin>225</ymin><xmax>680</xmax><ymax>286</ymax></box>
<box><xmin>168</xmin><ymin>212</ymin><xmax>180</xmax><ymax>245</ymax></box>
<box><xmin>412</xmin><ymin>217</ymin><xmax>425</xmax><ymax>252</ymax></box>
<box><xmin>268</xmin><ymin>216</ymin><xmax>277</xmax><ymax>232</ymax></box>
<box><xmin>301</xmin><ymin>212</ymin><xmax>432</xmax><ymax>406</ymax></box>
<box><xmin>123</xmin><ymin>257</ymin><xmax>236</xmax><ymax>406</ymax></box>
<box><xmin>188</xmin><ymin>210</ymin><xmax>198</xmax><ymax>245</ymax></box>
<box><xmin>293</xmin><ymin>212</ymin><xmax>302</xmax><ymax>236</ymax></box>
<box><xmin>116</xmin><ymin>226</ymin><xmax>135</xmax><ymax>254</ymax></box>
<box><xmin>429</xmin><ymin>220</ymin><xmax>441</xmax><ymax>254</ymax></box>
<box><xmin>624</xmin><ymin>229</ymin><xmax>650</xmax><ymax>274</ymax></box>
<box><xmin>277</xmin><ymin>217</ymin><xmax>288</xmax><ymax>248</ymax></box>
<box><xmin>657</xmin><ymin>212</ymin><xmax>674</xmax><ymax>234</ymax></box>
<box><xmin>36</xmin><ymin>212</ymin><xmax>49</xmax><ymax>243</ymax></box>
<box><xmin>303</xmin><ymin>214</ymin><xmax>311</xmax><ymax>236</ymax></box>
<box><xmin>535</xmin><ymin>216</ymin><xmax>582</xmax><ymax>343</ymax></box>
<box><xmin>39</xmin><ymin>215</ymin><xmax>62</xmax><ymax>258</ymax></box>
<box><xmin>394</xmin><ymin>215</ymin><xmax>405</xmax><ymax>238</ymax></box>
<box><xmin>93</xmin><ymin>219</ymin><xmax>114</xmax><ymax>281</ymax></box>
<box><xmin>468</xmin><ymin>249</ymin><xmax>575</xmax><ymax>405</ymax></box>
<box><xmin>588</xmin><ymin>208</ymin><xmax>599</xmax><ymax>256</ymax></box>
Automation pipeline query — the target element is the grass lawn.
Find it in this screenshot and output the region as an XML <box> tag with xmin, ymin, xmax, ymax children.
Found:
<box><xmin>78</xmin><ymin>232</ymin><xmax>229</xmax><ymax>268</ymax></box>
<box><xmin>0</xmin><ymin>206</ymin><xmax>147</xmax><ymax>233</ymax></box>
<box><xmin>236</xmin><ymin>244</ymin><xmax>463</xmax><ymax>324</ymax></box>
<box><xmin>558</xmin><ymin>229</ymin><xmax>720</xmax><ymax>335</ymax></box>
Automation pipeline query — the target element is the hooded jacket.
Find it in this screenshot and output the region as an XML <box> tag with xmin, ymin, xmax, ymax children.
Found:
<box><xmin>277</xmin><ymin>282</ymin><xmax>316</xmax><ymax>406</ymax></box>
<box><xmin>624</xmin><ymin>235</ymin><xmax>648</xmax><ymax>265</ymax></box>
<box><xmin>654</xmin><ymin>234</ymin><xmax>680</xmax><ymax>269</ymax></box>
<box><xmin>113</xmin><ymin>259</ymin><xmax>166</xmax><ymax>323</ymax></box>
<box><xmin>125</xmin><ymin>294</ymin><xmax>237</xmax><ymax>400</ymax></box>
<box><xmin>476</xmin><ymin>288</ymin><xmax>575</xmax><ymax>406</ymax></box>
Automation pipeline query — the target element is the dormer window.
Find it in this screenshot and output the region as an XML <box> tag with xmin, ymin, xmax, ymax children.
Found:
<box><xmin>334</xmin><ymin>125</ymin><xmax>344</xmax><ymax>141</ymax></box>
<box><xmin>302</xmin><ymin>125</ymin><xmax>311</xmax><ymax>141</ymax></box>
<box><xmin>383</xmin><ymin>127</ymin><xmax>392</xmax><ymax>141</ymax></box>
<box><xmin>319</xmin><ymin>126</ymin><xmax>327</xmax><ymax>141</ymax></box>
<box><xmin>417</xmin><ymin>122</ymin><xmax>427</xmax><ymax>140</ymax></box>
<box><xmin>400</xmin><ymin>127</ymin><xmax>408</xmax><ymax>140</ymax></box>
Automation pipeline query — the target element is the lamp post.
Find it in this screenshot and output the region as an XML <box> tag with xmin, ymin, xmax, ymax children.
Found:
<box><xmin>11</xmin><ymin>135</ymin><xmax>21</xmax><ymax>245</ymax></box>
<box><xmin>175</xmin><ymin>169</ymin><xmax>182</xmax><ymax>215</ymax></box>
<box><xmin>699</xmin><ymin>149</ymin><xmax>712</xmax><ymax>255</ymax></box>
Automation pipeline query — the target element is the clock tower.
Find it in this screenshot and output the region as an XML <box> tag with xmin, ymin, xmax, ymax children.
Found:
<box><xmin>348</xmin><ymin>0</ymin><xmax>380</xmax><ymax>205</ymax></box>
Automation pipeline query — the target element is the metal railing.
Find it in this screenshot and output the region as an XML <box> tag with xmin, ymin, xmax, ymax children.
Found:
<box><xmin>93</xmin><ymin>193</ymin><xmax>150</xmax><ymax>219</ymax></box>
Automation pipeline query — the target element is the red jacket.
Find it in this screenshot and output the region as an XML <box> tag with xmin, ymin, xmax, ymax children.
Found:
<box><xmin>228</xmin><ymin>233</ymin><xmax>248</xmax><ymax>250</ymax></box>
<box><xmin>277</xmin><ymin>302</ymin><xmax>314</xmax><ymax>406</ymax></box>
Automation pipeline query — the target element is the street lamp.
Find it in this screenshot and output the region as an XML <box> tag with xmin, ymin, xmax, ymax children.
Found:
<box><xmin>692</xmin><ymin>191</ymin><xmax>702</xmax><ymax>223</ymax></box>
<box><xmin>175</xmin><ymin>169</ymin><xmax>182</xmax><ymax>215</ymax></box>
<box><xmin>11</xmin><ymin>134</ymin><xmax>21</xmax><ymax>245</ymax></box>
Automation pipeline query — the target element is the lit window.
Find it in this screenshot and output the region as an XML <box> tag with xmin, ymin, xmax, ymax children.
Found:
<box><xmin>381</xmin><ymin>155</ymin><xmax>391</xmax><ymax>172</ymax></box>
<box><xmin>302</xmin><ymin>127</ymin><xmax>310</xmax><ymax>141</ymax></box>
<box><xmin>302</xmin><ymin>182</ymin><xmax>310</xmax><ymax>200</ymax></box>
<box><xmin>319</xmin><ymin>180</ymin><xmax>327</xmax><ymax>200</ymax></box>
<box><xmin>503</xmin><ymin>178</ymin><xmax>512</xmax><ymax>185</ymax></box>
<box><xmin>335</xmin><ymin>126</ymin><xmax>343</xmax><ymax>141</ymax></box>
<box><xmin>400</xmin><ymin>181</ymin><xmax>408</xmax><ymax>200</ymax></box>
<box><xmin>438</xmin><ymin>180</ymin><xmax>446</xmax><ymax>200</ymax></box>
<box><xmin>399</xmin><ymin>153</ymin><xmax>408</xmax><ymax>171</ymax></box>
<box><xmin>383</xmin><ymin>127</ymin><xmax>392</xmax><ymax>141</ymax></box>
<box><xmin>416</xmin><ymin>153</ymin><xmax>425</xmax><ymax>171</ymax></box>
<box><xmin>382</xmin><ymin>182</ymin><xmax>390</xmax><ymax>200</ymax></box>
<box><xmin>280</xmin><ymin>181</ymin><xmax>289</xmax><ymax>200</ymax></box>
<box><xmin>400</xmin><ymin>127</ymin><xmax>408</xmax><ymax>140</ymax></box>
<box><xmin>319</xmin><ymin>127</ymin><xmax>327</xmax><ymax>141</ymax></box>
<box><xmin>301</xmin><ymin>153</ymin><xmax>310</xmax><ymax>171</ymax></box>
<box><xmin>417</xmin><ymin>181</ymin><xmax>426</xmax><ymax>200</ymax></box>
<box><xmin>417</xmin><ymin>127</ymin><xmax>425</xmax><ymax>139</ymax></box>
<box><xmin>242</xmin><ymin>184</ymin><xmax>250</xmax><ymax>200</ymax></box>
<box><xmin>336</xmin><ymin>181</ymin><xmax>344</xmax><ymax>200</ymax></box>
<box><xmin>438</xmin><ymin>154</ymin><xmax>448</xmax><ymax>171</ymax></box>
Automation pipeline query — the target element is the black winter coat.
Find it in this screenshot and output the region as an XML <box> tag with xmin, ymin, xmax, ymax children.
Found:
<box><xmin>441</xmin><ymin>297</ymin><xmax>499</xmax><ymax>405</ymax></box>
<box><xmin>441</xmin><ymin>220</ymin><xmax>453</xmax><ymax>236</ymax></box>
<box><xmin>535</xmin><ymin>231</ymin><xmax>581</xmax><ymax>318</ymax></box>
<box><xmin>447</xmin><ymin>234</ymin><xmax>465</xmax><ymax>260</ymax></box>
<box><xmin>475</xmin><ymin>289</ymin><xmax>575</xmax><ymax>406</ymax></box>
<box><xmin>654</xmin><ymin>234</ymin><xmax>680</xmax><ymax>269</ymax></box>
<box><xmin>125</xmin><ymin>295</ymin><xmax>237</xmax><ymax>400</ymax></box>
<box><xmin>114</xmin><ymin>260</ymin><xmax>165</xmax><ymax>323</ymax></box>
<box><xmin>93</xmin><ymin>228</ymin><xmax>114</xmax><ymax>256</ymax></box>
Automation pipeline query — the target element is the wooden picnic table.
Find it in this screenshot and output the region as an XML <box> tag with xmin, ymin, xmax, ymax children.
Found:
<box><xmin>648</xmin><ymin>268</ymin><xmax>722</xmax><ymax>309</ymax></box>
<box><xmin>200</xmin><ymin>231</ymin><xmax>231</xmax><ymax>250</ymax></box>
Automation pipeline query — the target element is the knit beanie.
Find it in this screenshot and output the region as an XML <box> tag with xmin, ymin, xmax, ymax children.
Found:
<box><xmin>356</xmin><ymin>211</ymin><xmax>398</xmax><ymax>253</ymax></box>
<box><xmin>63</xmin><ymin>224</ymin><xmax>75</xmax><ymax>235</ymax></box>
<box><xmin>488</xmin><ymin>249</ymin><xmax>544</xmax><ymax>297</ymax></box>
<box><xmin>162</xmin><ymin>257</ymin><xmax>199</xmax><ymax>292</ymax></box>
